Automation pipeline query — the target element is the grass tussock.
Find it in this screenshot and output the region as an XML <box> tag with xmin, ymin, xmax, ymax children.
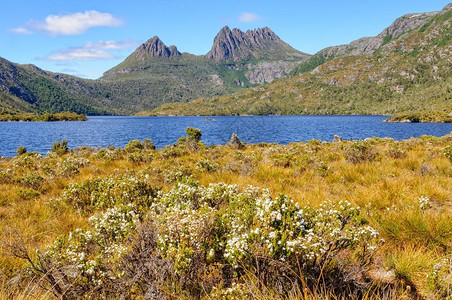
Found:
<box><xmin>0</xmin><ymin>132</ymin><xmax>451</xmax><ymax>299</ymax></box>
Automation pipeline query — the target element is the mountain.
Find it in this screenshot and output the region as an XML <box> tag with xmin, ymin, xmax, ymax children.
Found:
<box><xmin>150</xmin><ymin>3</ymin><xmax>452</xmax><ymax>116</ymax></box>
<box><xmin>291</xmin><ymin>5</ymin><xmax>449</xmax><ymax>75</ymax></box>
<box><xmin>206</xmin><ymin>26</ymin><xmax>308</xmax><ymax>62</ymax></box>
<box><xmin>0</xmin><ymin>26</ymin><xmax>310</xmax><ymax>115</ymax></box>
<box><xmin>100</xmin><ymin>26</ymin><xmax>310</xmax><ymax>109</ymax></box>
<box><xmin>2</xmin><ymin>3</ymin><xmax>451</xmax><ymax>117</ymax></box>
<box><xmin>132</xmin><ymin>36</ymin><xmax>181</xmax><ymax>60</ymax></box>
<box><xmin>0</xmin><ymin>57</ymin><xmax>113</xmax><ymax>115</ymax></box>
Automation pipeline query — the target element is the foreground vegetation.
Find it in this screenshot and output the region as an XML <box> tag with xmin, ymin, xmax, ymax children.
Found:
<box><xmin>0</xmin><ymin>130</ymin><xmax>451</xmax><ymax>299</ymax></box>
<box><xmin>0</xmin><ymin>111</ymin><xmax>87</xmax><ymax>122</ymax></box>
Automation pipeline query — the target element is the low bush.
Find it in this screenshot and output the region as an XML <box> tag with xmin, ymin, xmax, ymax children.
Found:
<box><xmin>31</xmin><ymin>180</ymin><xmax>382</xmax><ymax>298</ymax></box>
<box><xmin>346</xmin><ymin>140</ymin><xmax>379</xmax><ymax>163</ymax></box>
<box><xmin>51</xmin><ymin>140</ymin><xmax>69</xmax><ymax>156</ymax></box>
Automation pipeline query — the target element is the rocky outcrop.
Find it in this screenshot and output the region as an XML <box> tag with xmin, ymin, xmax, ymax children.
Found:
<box><xmin>132</xmin><ymin>36</ymin><xmax>181</xmax><ymax>61</ymax></box>
<box><xmin>245</xmin><ymin>61</ymin><xmax>298</xmax><ymax>84</ymax></box>
<box><xmin>318</xmin><ymin>8</ymin><xmax>444</xmax><ymax>59</ymax></box>
<box><xmin>206</xmin><ymin>26</ymin><xmax>309</xmax><ymax>62</ymax></box>
<box><xmin>227</xmin><ymin>133</ymin><xmax>245</xmax><ymax>149</ymax></box>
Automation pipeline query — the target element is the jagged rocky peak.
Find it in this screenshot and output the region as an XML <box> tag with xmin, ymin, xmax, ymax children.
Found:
<box><xmin>133</xmin><ymin>36</ymin><xmax>181</xmax><ymax>61</ymax></box>
<box><xmin>206</xmin><ymin>26</ymin><xmax>300</xmax><ymax>62</ymax></box>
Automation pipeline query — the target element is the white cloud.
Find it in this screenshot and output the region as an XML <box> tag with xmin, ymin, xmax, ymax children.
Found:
<box><xmin>42</xmin><ymin>39</ymin><xmax>138</xmax><ymax>61</ymax></box>
<box><xmin>84</xmin><ymin>39</ymin><xmax>139</xmax><ymax>50</ymax></box>
<box><xmin>9</xmin><ymin>27</ymin><xmax>33</xmax><ymax>35</ymax></box>
<box><xmin>11</xmin><ymin>10</ymin><xmax>123</xmax><ymax>36</ymax></box>
<box><xmin>238</xmin><ymin>12</ymin><xmax>261</xmax><ymax>23</ymax></box>
<box><xmin>44</xmin><ymin>48</ymin><xmax>115</xmax><ymax>61</ymax></box>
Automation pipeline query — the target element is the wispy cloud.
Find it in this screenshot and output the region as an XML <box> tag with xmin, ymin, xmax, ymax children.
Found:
<box><xmin>42</xmin><ymin>39</ymin><xmax>138</xmax><ymax>61</ymax></box>
<box><xmin>44</xmin><ymin>48</ymin><xmax>115</xmax><ymax>61</ymax></box>
<box><xmin>238</xmin><ymin>12</ymin><xmax>261</xmax><ymax>23</ymax></box>
<box><xmin>11</xmin><ymin>10</ymin><xmax>123</xmax><ymax>36</ymax></box>
<box><xmin>83</xmin><ymin>39</ymin><xmax>139</xmax><ymax>50</ymax></box>
<box><xmin>9</xmin><ymin>27</ymin><xmax>33</xmax><ymax>35</ymax></box>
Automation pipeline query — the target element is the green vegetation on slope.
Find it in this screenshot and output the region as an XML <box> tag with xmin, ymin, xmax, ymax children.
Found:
<box><xmin>0</xmin><ymin>92</ymin><xmax>33</xmax><ymax>115</ymax></box>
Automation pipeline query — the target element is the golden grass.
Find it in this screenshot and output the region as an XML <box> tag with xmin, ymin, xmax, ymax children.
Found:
<box><xmin>0</xmin><ymin>134</ymin><xmax>451</xmax><ymax>298</ymax></box>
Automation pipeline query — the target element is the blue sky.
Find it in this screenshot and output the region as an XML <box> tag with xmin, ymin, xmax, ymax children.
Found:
<box><xmin>1</xmin><ymin>0</ymin><xmax>450</xmax><ymax>79</ymax></box>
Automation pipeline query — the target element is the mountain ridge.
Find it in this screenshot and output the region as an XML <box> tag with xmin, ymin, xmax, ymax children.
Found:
<box><xmin>206</xmin><ymin>26</ymin><xmax>309</xmax><ymax>62</ymax></box>
<box><xmin>1</xmin><ymin>3</ymin><xmax>451</xmax><ymax>117</ymax></box>
<box><xmin>292</xmin><ymin>4</ymin><xmax>450</xmax><ymax>75</ymax></box>
<box><xmin>150</xmin><ymin>3</ymin><xmax>452</xmax><ymax>117</ymax></box>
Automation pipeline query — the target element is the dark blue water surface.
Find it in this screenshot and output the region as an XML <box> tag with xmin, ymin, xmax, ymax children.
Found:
<box><xmin>0</xmin><ymin>115</ymin><xmax>451</xmax><ymax>157</ymax></box>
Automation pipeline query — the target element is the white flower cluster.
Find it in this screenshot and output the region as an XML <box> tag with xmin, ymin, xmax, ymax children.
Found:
<box><xmin>46</xmin><ymin>204</ymin><xmax>139</xmax><ymax>284</ymax></box>
<box><xmin>418</xmin><ymin>196</ymin><xmax>432</xmax><ymax>211</ymax></box>
<box><xmin>11</xmin><ymin>152</ymin><xmax>42</xmax><ymax>169</ymax></box>
<box><xmin>56</xmin><ymin>172</ymin><xmax>155</xmax><ymax>211</ymax></box>
<box><xmin>44</xmin><ymin>179</ymin><xmax>381</xmax><ymax>291</ymax></box>
<box><xmin>150</xmin><ymin>182</ymin><xmax>381</xmax><ymax>272</ymax></box>
<box><xmin>56</xmin><ymin>157</ymin><xmax>90</xmax><ymax>177</ymax></box>
<box><xmin>209</xmin><ymin>282</ymin><xmax>248</xmax><ymax>299</ymax></box>
<box><xmin>427</xmin><ymin>254</ymin><xmax>452</xmax><ymax>296</ymax></box>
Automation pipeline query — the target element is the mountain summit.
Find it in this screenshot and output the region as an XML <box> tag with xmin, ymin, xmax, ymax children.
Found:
<box><xmin>206</xmin><ymin>26</ymin><xmax>309</xmax><ymax>62</ymax></box>
<box><xmin>129</xmin><ymin>36</ymin><xmax>181</xmax><ymax>61</ymax></box>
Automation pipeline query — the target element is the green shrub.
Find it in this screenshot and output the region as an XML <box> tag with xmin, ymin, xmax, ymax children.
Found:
<box><xmin>142</xmin><ymin>138</ymin><xmax>155</xmax><ymax>150</ymax></box>
<box><xmin>185</xmin><ymin>127</ymin><xmax>202</xmax><ymax>141</ymax></box>
<box><xmin>444</xmin><ymin>144</ymin><xmax>452</xmax><ymax>162</ymax></box>
<box><xmin>51</xmin><ymin>140</ymin><xmax>69</xmax><ymax>156</ymax></box>
<box><xmin>124</xmin><ymin>140</ymin><xmax>143</xmax><ymax>153</ymax></box>
<box><xmin>16</xmin><ymin>146</ymin><xmax>27</xmax><ymax>156</ymax></box>
<box><xmin>56</xmin><ymin>172</ymin><xmax>158</xmax><ymax>213</ymax></box>
<box><xmin>18</xmin><ymin>172</ymin><xmax>44</xmax><ymax>190</ymax></box>
<box><xmin>195</xmin><ymin>159</ymin><xmax>218</xmax><ymax>173</ymax></box>
<box><xmin>346</xmin><ymin>140</ymin><xmax>378</xmax><ymax>163</ymax></box>
<box><xmin>15</xmin><ymin>188</ymin><xmax>40</xmax><ymax>200</ymax></box>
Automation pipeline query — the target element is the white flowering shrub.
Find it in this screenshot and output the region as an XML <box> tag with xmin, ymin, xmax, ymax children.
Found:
<box><xmin>31</xmin><ymin>180</ymin><xmax>381</xmax><ymax>298</ymax></box>
<box><xmin>148</xmin><ymin>181</ymin><xmax>381</xmax><ymax>295</ymax></box>
<box><xmin>11</xmin><ymin>152</ymin><xmax>42</xmax><ymax>170</ymax></box>
<box><xmin>0</xmin><ymin>168</ymin><xmax>13</xmax><ymax>184</ymax></box>
<box><xmin>196</xmin><ymin>159</ymin><xmax>218</xmax><ymax>173</ymax></box>
<box><xmin>35</xmin><ymin>204</ymin><xmax>139</xmax><ymax>298</ymax></box>
<box><xmin>55</xmin><ymin>172</ymin><xmax>157</xmax><ymax>213</ymax></box>
<box><xmin>209</xmin><ymin>282</ymin><xmax>249</xmax><ymax>299</ymax></box>
<box><xmin>56</xmin><ymin>157</ymin><xmax>90</xmax><ymax>177</ymax></box>
<box><xmin>428</xmin><ymin>254</ymin><xmax>452</xmax><ymax>298</ymax></box>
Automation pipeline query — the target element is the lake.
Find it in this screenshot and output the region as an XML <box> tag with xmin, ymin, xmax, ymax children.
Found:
<box><xmin>1</xmin><ymin>115</ymin><xmax>451</xmax><ymax>157</ymax></box>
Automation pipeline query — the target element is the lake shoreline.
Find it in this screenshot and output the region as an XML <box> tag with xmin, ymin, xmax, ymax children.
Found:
<box><xmin>1</xmin><ymin>115</ymin><xmax>451</xmax><ymax>157</ymax></box>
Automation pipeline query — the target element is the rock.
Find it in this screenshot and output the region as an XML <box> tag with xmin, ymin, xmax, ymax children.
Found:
<box><xmin>132</xmin><ymin>36</ymin><xmax>181</xmax><ymax>61</ymax></box>
<box><xmin>209</xmin><ymin>74</ymin><xmax>224</xmax><ymax>85</ymax></box>
<box><xmin>227</xmin><ymin>133</ymin><xmax>245</xmax><ymax>149</ymax></box>
<box><xmin>245</xmin><ymin>61</ymin><xmax>298</xmax><ymax>84</ymax></box>
<box><xmin>333</xmin><ymin>135</ymin><xmax>342</xmax><ymax>143</ymax></box>
<box><xmin>206</xmin><ymin>26</ymin><xmax>310</xmax><ymax>62</ymax></box>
